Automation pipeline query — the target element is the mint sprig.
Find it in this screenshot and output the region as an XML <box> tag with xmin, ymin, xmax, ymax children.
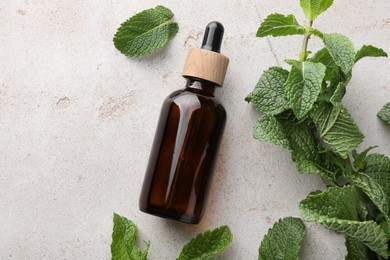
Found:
<box><xmin>258</xmin><ymin>217</ymin><xmax>306</xmax><ymax>260</ymax></box>
<box><xmin>177</xmin><ymin>226</ymin><xmax>232</xmax><ymax>260</ymax></box>
<box><xmin>248</xmin><ymin>0</ymin><xmax>388</xmax><ymax>258</ymax></box>
<box><xmin>111</xmin><ymin>213</ymin><xmax>149</xmax><ymax>260</ymax></box>
<box><xmin>113</xmin><ymin>6</ymin><xmax>179</xmax><ymax>57</ymax></box>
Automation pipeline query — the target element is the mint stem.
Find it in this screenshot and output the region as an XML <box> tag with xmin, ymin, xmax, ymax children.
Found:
<box><xmin>300</xmin><ymin>21</ymin><xmax>313</xmax><ymax>61</ymax></box>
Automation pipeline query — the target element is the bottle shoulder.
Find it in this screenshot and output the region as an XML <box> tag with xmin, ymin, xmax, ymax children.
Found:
<box><xmin>165</xmin><ymin>89</ymin><xmax>225</xmax><ymax>108</ymax></box>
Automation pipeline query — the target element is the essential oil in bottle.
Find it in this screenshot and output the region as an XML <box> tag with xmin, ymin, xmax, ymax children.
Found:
<box><xmin>139</xmin><ymin>21</ymin><xmax>229</xmax><ymax>224</ymax></box>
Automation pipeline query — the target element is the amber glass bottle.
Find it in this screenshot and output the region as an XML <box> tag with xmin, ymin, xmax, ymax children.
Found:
<box><xmin>139</xmin><ymin>22</ymin><xmax>229</xmax><ymax>224</ymax></box>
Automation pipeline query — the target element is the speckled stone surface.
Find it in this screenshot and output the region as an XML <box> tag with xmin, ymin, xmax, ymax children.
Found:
<box><xmin>1</xmin><ymin>0</ymin><xmax>389</xmax><ymax>259</ymax></box>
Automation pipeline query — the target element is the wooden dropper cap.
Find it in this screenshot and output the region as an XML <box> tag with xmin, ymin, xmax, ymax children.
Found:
<box><xmin>182</xmin><ymin>22</ymin><xmax>230</xmax><ymax>87</ymax></box>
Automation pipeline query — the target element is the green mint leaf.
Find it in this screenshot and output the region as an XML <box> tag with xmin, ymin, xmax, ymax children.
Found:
<box><xmin>355</xmin><ymin>45</ymin><xmax>388</xmax><ymax>63</ymax></box>
<box><xmin>282</xmin><ymin>122</ymin><xmax>323</xmax><ymax>176</ymax></box>
<box><xmin>329</xmin><ymin>82</ymin><xmax>347</xmax><ymax>105</ymax></box>
<box><xmin>323</xmin><ymin>33</ymin><xmax>356</xmax><ymax>74</ymax></box>
<box><xmin>253</xmin><ymin>115</ymin><xmax>290</xmax><ymax>149</ymax></box>
<box><xmin>381</xmin><ymin>221</ymin><xmax>390</xmax><ymax>239</ymax></box>
<box><xmin>111</xmin><ymin>213</ymin><xmax>149</xmax><ymax>260</ymax></box>
<box><xmin>256</xmin><ymin>13</ymin><xmax>306</xmax><ymax>37</ymax></box>
<box><xmin>113</xmin><ymin>5</ymin><xmax>179</xmax><ymax>57</ymax></box>
<box><xmin>352</xmin><ymin>146</ymin><xmax>377</xmax><ymax>171</ymax></box>
<box><xmin>177</xmin><ymin>226</ymin><xmax>232</xmax><ymax>260</ymax></box>
<box><xmin>284</xmin><ymin>122</ymin><xmax>318</xmax><ymax>163</ymax></box>
<box><xmin>345</xmin><ymin>236</ymin><xmax>375</xmax><ymax>260</ymax></box>
<box><xmin>300</xmin><ymin>0</ymin><xmax>334</xmax><ymax>21</ymax></box>
<box><xmin>285</xmin><ymin>60</ymin><xmax>326</xmax><ymax>119</ymax></box>
<box><xmin>365</xmin><ymin>154</ymin><xmax>390</xmax><ymax>178</ymax></box>
<box><xmin>358</xmin><ymin>154</ymin><xmax>390</xmax><ymax>219</ymax></box>
<box><xmin>309</xmin><ymin>102</ymin><xmax>364</xmax><ymax>159</ymax></box>
<box><xmin>245</xmin><ymin>67</ymin><xmax>290</xmax><ymax>115</ymax></box>
<box><xmin>299</xmin><ymin>186</ymin><xmax>389</xmax><ymax>257</ymax></box>
<box><xmin>258</xmin><ymin>217</ymin><xmax>306</xmax><ymax>260</ymax></box>
<box><xmin>309</xmin><ymin>28</ymin><xmax>324</xmax><ymax>38</ymax></box>
<box><xmin>377</xmin><ymin>102</ymin><xmax>390</xmax><ymax>124</ymax></box>
<box><xmin>310</xmin><ymin>48</ymin><xmax>340</xmax><ymax>84</ymax></box>
<box><xmin>352</xmin><ymin>173</ymin><xmax>390</xmax><ymax>221</ymax></box>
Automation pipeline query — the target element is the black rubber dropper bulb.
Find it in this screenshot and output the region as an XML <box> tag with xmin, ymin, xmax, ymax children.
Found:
<box><xmin>201</xmin><ymin>21</ymin><xmax>224</xmax><ymax>53</ymax></box>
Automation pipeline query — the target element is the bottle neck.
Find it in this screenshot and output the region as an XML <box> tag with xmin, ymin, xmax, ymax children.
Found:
<box><xmin>185</xmin><ymin>78</ymin><xmax>218</xmax><ymax>96</ymax></box>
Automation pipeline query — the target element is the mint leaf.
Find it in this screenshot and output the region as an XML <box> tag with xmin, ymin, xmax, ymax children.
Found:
<box><xmin>378</xmin><ymin>102</ymin><xmax>390</xmax><ymax>124</ymax></box>
<box><xmin>300</xmin><ymin>186</ymin><xmax>389</xmax><ymax>257</ymax></box>
<box><xmin>283</xmin><ymin>122</ymin><xmax>319</xmax><ymax>165</ymax></box>
<box><xmin>329</xmin><ymin>81</ymin><xmax>347</xmax><ymax>105</ymax></box>
<box><xmin>285</xmin><ymin>60</ymin><xmax>326</xmax><ymax>119</ymax></box>
<box><xmin>352</xmin><ymin>173</ymin><xmax>390</xmax><ymax>220</ymax></box>
<box><xmin>352</xmin><ymin>146</ymin><xmax>377</xmax><ymax>171</ymax></box>
<box><xmin>309</xmin><ymin>102</ymin><xmax>364</xmax><ymax>159</ymax></box>
<box><xmin>113</xmin><ymin>6</ymin><xmax>179</xmax><ymax>57</ymax></box>
<box><xmin>281</xmin><ymin>122</ymin><xmax>327</xmax><ymax>178</ymax></box>
<box><xmin>355</xmin><ymin>45</ymin><xmax>388</xmax><ymax>63</ymax></box>
<box><xmin>300</xmin><ymin>0</ymin><xmax>334</xmax><ymax>21</ymax></box>
<box><xmin>256</xmin><ymin>13</ymin><xmax>306</xmax><ymax>37</ymax></box>
<box><xmin>365</xmin><ymin>154</ymin><xmax>390</xmax><ymax>178</ymax></box>
<box><xmin>111</xmin><ymin>213</ymin><xmax>149</xmax><ymax>260</ymax></box>
<box><xmin>245</xmin><ymin>67</ymin><xmax>289</xmax><ymax>115</ymax></box>
<box><xmin>311</xmin><ymin>48</ymin><xmax>338</xmax><ymax>80</ymax></box>
<box><xmin>345</xmin><ymin>236</ymin><xmax>375</xmax><ymax>260</ymax></box>
<box><xmin>258</xmin><ymin>217</ymin><xmax>306</xmax><ymax>260</ymax></box>
<box><xmin>253</xmin><ymin>115</ymin><xmax>290</xmax><ymax>149</ymax></box>
<box><xmin>177</xmin><ymin>226</ymin><xmax>232</xmax><ymax>260</ymax></box>
<box><xmin>323</xmin><ymin>33</ymin><xmax>355</xmax><ymax>74</ymax></box>
<box><xmin>381</xmin><ymin>221</ymin><xmax>390</xmax><ymax>239</ymax></box>
<box><xmin>358</xmin><ymin>154</ymin><xmax>390</xmax><ymax>219</ymax></box>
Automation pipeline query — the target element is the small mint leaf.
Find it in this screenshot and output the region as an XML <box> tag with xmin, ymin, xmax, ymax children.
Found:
<box><xmin>111</xmin><ymin>213</ymin><xmax>149</xmax><ymax>260</ymax></box>
<box><xmin>245</xmin><ymin>67</ymin><xmax>289</xmax><ymax>115</ymax></box>
<box><xmin>329</xmin><ymin>82</ymin><xmax>347</xmax><ymax>105</ymax></box>
<box><xmin>113</xmin><ymin>6</ymin><xmax>179</xmax><ymax>57</ymax></box>
<box><xmin>352</xmin><ymin>146</ymin><xmax>377</xmax><ymax>171</ymax></box>
<box><xmin>309</xmin><ymin>102</ymin><xmax>364</xmax><ymax>159</ymax></box>
<box><xmin>323</xmin><ymin>33</ymin><xmax>355</xmax><ymax>74</ymax></box>
<box><xmin>256</xmin><ymin>13</ymin><xmax>306</xmax><ymax>37</ymax></box>
<box><xmin>300</xmin><ymin>0</ymin><xmax>334</xmax><ymax>21</ymax></box>
<box><xmin>355</xmin><ymin>45</ymin><xmax>388</xmax><ymax>63</ymax></box>
<box><xmin>253</xmin><ymin>115</ymin><xmax>290</xmax><ymax>149</ymax></box>
<box><xmin>285</xmin><ymin>60</ymin><xmax>326</xmax><ymax>119</ymax></box>
<box><xmin>345</xmin><ymin>236</ymin><xmax>375</xmax><ymax>260</ymax></box>
<box><xmin>378</xmin><ymin>102</ymin><xmax>390</xmax><ymax>125</ymax></box>
<box><xmin>177</xmin><ymin>226</ymin><xmax>232</xmax><ymax>260</ymax></box>
<box><xmin>258</xmin><ymin>217</ymin><xmax>306</xmax><ymax>260</ymax></box>
<box><xmin>309</xmin><ymin>28</ymin><xmax>324</xmax><ymax>38</ymax></box>
<box><xmin>299</xmin><ymin>186</ymin><xmax>389</xmax><ymax>257</ymax></box>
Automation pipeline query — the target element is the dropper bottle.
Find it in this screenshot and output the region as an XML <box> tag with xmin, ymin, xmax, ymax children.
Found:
<box><xmin>139</xmin><ymin>22</ymin><xmax>229</xmax><ymax>224</ymax></box>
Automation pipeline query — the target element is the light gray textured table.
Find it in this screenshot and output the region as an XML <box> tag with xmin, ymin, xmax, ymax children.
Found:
<box><xmin>1</xmin><ymin>0</ymin><xmax>389</xmax><ymax>259</ymax></box>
